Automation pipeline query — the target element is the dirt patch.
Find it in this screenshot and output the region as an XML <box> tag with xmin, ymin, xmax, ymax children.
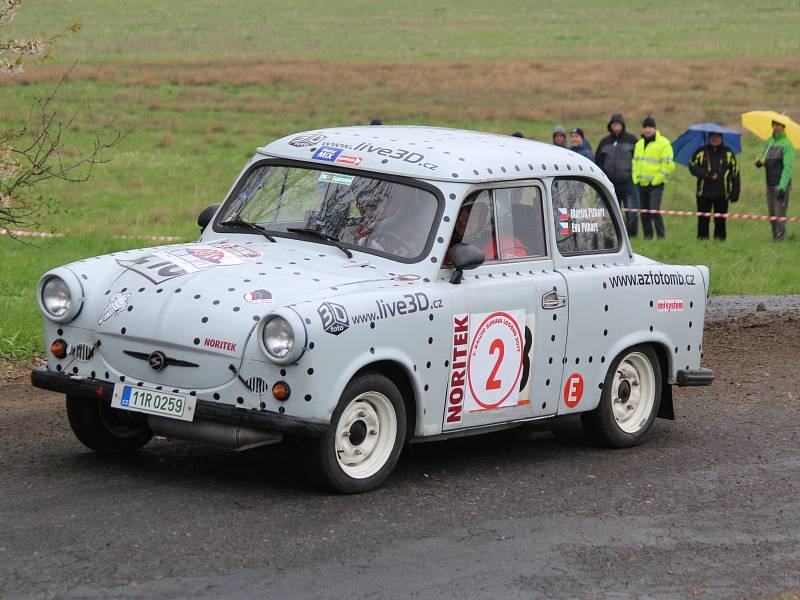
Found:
<box><xmin>7</xmin><ymin>59</ymin><xmax>800</xmax><ymax>127</ymax></box>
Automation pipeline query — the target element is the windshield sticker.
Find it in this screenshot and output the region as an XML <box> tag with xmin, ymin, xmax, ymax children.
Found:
<box><xmin>318</xmin><ymin>172</ymin><xmax>354</xmax><ymax>186</ymax></box>
<box><xmin>117</xmin><ymin>247</ymin><xmax>244</xmax><ymax>284</ymax></box>
<box><xmin>98</xmin><ymin>292</ymin><xmax>131</xmax><ymax>325</ymax></box>
<box><xmin>243</xmin><ymin>289</ymin><xmax>273</xmax><ymax>305</ymax></box>
<box><xmin>312</xmin><ymin>146</ymin><xmax>343</xmax><ymax>162</ymax></box>
<box><xmin>336</xmin><ymin>155</ymin><xmax>363</xmax><ymax>167</ymax></box>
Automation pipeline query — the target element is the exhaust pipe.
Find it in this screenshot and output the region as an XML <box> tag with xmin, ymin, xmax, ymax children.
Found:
<box><xmin>147</xmin><ymin>416</ymin><xmax>282</xmax><ymax>451</ymax></box>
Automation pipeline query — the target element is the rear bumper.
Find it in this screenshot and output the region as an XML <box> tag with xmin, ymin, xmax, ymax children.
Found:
<box><xmin>30</xmin><ymin>367</ymin><xmax>329</xmax><ymax>438</ymax></box>
<box><xmin>676</xmin><ymin>367</ymin><xmax>715</xmax><ymax>387</ymax></box>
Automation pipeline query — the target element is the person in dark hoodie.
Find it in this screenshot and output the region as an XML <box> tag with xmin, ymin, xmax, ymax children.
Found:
<box><xmin>689</xmin><ymin>132</ymin><xmax>740</xmax><ymax>241</ymax></box>
<box><xmin>569</xmin><ymin>128</ymin><xmax>593</xmax><ymax>161</ymax></box>
<box><xmin>595</xmin><ymin>113</ymin><xmax>640</xmax><ymax>237</ymax></box>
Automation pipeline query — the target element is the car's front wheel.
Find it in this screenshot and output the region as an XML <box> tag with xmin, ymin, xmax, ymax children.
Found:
<box><xmin>305</xmin><ymin>373</ymin><xmax>406</xmax><ymax>494</ymax></box>
<box><xmin>66</xmin><ymin>392</ymin><xmax>153</xmax><ymax>454</ymax></box>
<box><xmin>581</xmin><ymin>345</ymin><xmax>662</xmax><ymax>448</ymax></box>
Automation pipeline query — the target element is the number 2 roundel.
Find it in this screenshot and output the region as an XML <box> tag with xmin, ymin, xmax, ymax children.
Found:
<box><xmin>467</xmin><ymin>311</ymin><xmax>524</xmax><ymax>409</ymax></box>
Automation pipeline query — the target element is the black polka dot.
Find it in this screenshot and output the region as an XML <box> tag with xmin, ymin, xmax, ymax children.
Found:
<box><xmin>193</xmin><ymin>338</ymin><xmax>200</xmax><ymax>345</ymax></box>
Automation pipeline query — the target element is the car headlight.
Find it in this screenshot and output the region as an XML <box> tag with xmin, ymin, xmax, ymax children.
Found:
<box><xmin>36</xmin><ymin>269</ymin><xmax>84</xmax><ymax>323</ymax></box>
<box><xmin>258</xmin><ymin>309</ymin><xmax>307</xmax><ymax>365</ymax></box>
<box><xmin>262</xmin><ymin>316</ymin><xmax>294</xmax><ymax>359</ymax></box>
<box><xmin>42</xmin><ymin>276</ymin><xmax>72</xmax><ymax>318</ymax></box>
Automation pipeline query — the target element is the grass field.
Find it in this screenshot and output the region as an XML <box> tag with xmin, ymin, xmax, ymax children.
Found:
<box><xmin>1</xmin><ymin>1</ymin><xmax>800</xmax><ymax>361</ymax></box>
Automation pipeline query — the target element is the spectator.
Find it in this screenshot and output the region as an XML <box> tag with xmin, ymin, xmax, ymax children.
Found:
<box><xmin>596</xmin><ymin>113</ymin><xmax>640</xmax><ymax>237</ymax></box>
<box><xmin>755</xmin><ymin>119</ymin><xmax>794</xmax><ymax>242</ymax></box>
<box><xmin>370</xmin><ymin>119</ymin><xmax>383</xmax><ymax>126</ymax></box>
<box><xmin>552</xmin><ymin>125</ymin><xmax>567</xmax><ymax>148</ymax></box>
<box><xmin>511</xmin><ymin>131</ymin><xmax>525</xmax><ymax>138</ymax></box>
<box><xmin>689</xmin><ymin>132</ymin><xmax>740</xmax><ymax>241</ymax></box>
<box><xmin>569</xmin><ymin>128</ymin><xmax>593</xmax><ymax>160</ymax></box>
<box><xmin>632</xmin><ymin>116</ymin><xmax>675</xmax><ymax>239</ymax></box>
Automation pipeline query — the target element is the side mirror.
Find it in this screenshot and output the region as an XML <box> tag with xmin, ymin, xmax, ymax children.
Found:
<box><xmin>197</xmin><ymin>204</ymin><xmax>221</xmax><ymax>231</ymax></box>
<box><xmin>448</xmin><ymin>243</ymin><xmax>485</xmax><ymax>284</ymax></box>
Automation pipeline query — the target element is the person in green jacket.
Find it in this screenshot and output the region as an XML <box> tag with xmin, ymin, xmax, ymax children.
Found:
<box><xmin>632</xmin><ymin>116</ymin><xmax>675</xmax><ymax>239</ymax></box>
<box><xmin>755</xmin><ymin>120</ymin><xmax>794</xmax><ymax>241</ymax></box>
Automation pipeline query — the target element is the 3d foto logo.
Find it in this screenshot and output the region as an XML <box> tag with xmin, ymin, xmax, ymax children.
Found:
<box><xmin>318</xmin><ymin>302</ymin><xmax>349</xmax><ymax>335</ymax></box>
<box><xmin>312</xmin><ymin>146</ymin><xmax>343</xmax><ymax>162</ymax></box>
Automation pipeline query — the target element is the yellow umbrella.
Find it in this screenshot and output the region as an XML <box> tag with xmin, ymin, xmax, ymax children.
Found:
<box><xmin>741</xmin><ymin>111</ymin><xmax>800</xmax><ymax>149</ymax></box>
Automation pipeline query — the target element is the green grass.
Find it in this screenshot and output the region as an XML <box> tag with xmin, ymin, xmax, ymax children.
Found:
<box><xmin>1</xmin><ymin>1</ymin><xmax>799</xmax><ymax>361</ymax></box>
<box><xmin>6</xmin><ymin>0</ymin><xmax>800</xmax><ymax>62</ymax></box>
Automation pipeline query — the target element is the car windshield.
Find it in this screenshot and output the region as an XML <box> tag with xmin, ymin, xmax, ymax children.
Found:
<box><xmin>217</xmin><ymin>164</ymin><xmax>440</xmax><ymax>261</ymax></box>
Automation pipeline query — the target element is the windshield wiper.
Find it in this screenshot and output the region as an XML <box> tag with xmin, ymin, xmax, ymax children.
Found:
<box><xmin>223</xmin><ymin>216</ymin><xmax>276</xmax><ymax>242</ymax></box>
<box><xmin>286</xmin><ymin>227</ymin><xmax>353</xmax><ymax>258</ymax></box>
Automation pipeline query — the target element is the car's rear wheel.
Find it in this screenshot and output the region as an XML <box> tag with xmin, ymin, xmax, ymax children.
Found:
<box><xmin>66</xmin><ymin>392</ymin><xmax>153</xmax><ymax>454</ymax></box>
<box><xmin>581</xmin><ymin>345</ymin><xmax>662</xmax><ymax>448</ymax></box>
<box><xmin>305</xmin><ymin>372</ymin><xmax>406</xmax><ymax>494</ymax></box>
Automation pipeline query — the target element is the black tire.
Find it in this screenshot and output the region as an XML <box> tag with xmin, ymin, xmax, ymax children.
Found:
<box><xmin>304</xmin><ymin>372</ymin><xmax>406</xmax><ymax>494</ymax></box>
<box><xmin>66</xmin><ymin>391</ymin><xmax>153</xmax><ymax>454</ymax></box>
<box><xmin>581</xmin><ymin>344</ymin><xmax>662</xmax><ymax>448</ymax></box>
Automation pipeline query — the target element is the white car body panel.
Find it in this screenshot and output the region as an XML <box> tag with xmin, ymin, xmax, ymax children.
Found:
<box><xmin>36</xmin><ymin>126</ymin><xmax>711</xmax><ymax>441</ymax></box>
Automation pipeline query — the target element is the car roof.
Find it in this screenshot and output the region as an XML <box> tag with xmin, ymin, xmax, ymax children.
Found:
<box><xmin>258</xmin><ymin>125</ymin><xmax>607</xmax><ymax>185</ymax></box>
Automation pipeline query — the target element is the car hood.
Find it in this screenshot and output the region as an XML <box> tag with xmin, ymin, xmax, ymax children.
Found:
<box><xmin>80</xmin><ymin>239</ymin><xmax>408</xmax><ymax>389</ymax></box>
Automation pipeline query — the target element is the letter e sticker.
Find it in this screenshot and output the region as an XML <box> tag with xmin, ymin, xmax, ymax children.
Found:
<box><xmin>563</xmin><ymin>373</ymin><xmax>584</xmax><ymax>408</ymax></box>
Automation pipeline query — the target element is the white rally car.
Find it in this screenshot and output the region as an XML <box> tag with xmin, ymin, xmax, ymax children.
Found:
<box><xmin>32</xmin><ymin>126</ymin><xmax>714</xmax><ymax>493</ymax></box>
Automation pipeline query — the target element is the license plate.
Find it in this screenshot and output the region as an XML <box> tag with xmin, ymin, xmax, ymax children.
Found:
<box><xmin>111</xmin><ymin>384</ymin><xmax>196</xmax><ymax>421</ymax></box>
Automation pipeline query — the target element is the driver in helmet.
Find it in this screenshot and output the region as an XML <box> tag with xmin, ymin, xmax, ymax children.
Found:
<box><xmin>448</xmin><ymin>198</ymin><xmax>528</xmax><ymax>261</ymax></box>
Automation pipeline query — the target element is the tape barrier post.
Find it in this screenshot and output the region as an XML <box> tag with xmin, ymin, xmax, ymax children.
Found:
<box><xmin>621</xmin><ymin>208</ymin><xmax>800</xmax><ymax>223</ymax></box>
<box><xmin>0</xmin><ymin>229</ymin><xmax>183</xmax><ymax>241</ymax></box>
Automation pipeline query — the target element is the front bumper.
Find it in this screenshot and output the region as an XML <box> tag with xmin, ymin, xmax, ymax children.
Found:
<box><xmin>31</xmin><ymin>367</ymin><xmax>329</xmax><ymax>438</ymax></box>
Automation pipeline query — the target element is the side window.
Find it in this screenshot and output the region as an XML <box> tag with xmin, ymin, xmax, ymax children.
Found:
<box><xmin>449</xmin><ymin>190</ymin><xmax>497</xmax><ymax>261</ymax></box>
<box><xmin>494</xmin><ymin>186</ymin><xmax>547</xmax><ymax>259</ymax></box>
<box><xmin>551</xmin><ymin>179</ymin><xmax>620</xmax><ymax>254</ymax></box>
<box><xmin>448</xmin><ymin>186</ymin><xmax>547</xmax><ymax>262</ymax></box>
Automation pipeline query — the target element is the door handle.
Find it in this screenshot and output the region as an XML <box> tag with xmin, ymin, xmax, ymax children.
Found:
<box><xmin>541</xmin><ymin>290</ymin><xmax>567</xmax><ymax>310</ymax></box>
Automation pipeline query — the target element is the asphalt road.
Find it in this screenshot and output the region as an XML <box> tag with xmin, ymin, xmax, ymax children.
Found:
<box><xmin>1</xmin><ymin>313</ymin><xmax>799</xmax><ymax>600</ymax></box>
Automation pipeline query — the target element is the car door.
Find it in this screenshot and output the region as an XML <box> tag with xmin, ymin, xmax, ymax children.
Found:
<box><xmin>548</xmin><ymin>177</ymin><xmax>628</xmax><ymax>416</ymax></box>
<box><xmin>441</xmin><ymin>182</ymin><xmax>568</xmax><ymax>432</ymax></box>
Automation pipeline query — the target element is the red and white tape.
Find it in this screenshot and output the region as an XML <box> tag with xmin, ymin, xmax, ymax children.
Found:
<box><xmin>622</xmin><ymin>208</ymin><xmax>800</xmax><ymax>222</ymax></box>
<box><xmin>0</xmin><ymin>228</ymin><xmax>183</xmax><ymax>241</ymax></box>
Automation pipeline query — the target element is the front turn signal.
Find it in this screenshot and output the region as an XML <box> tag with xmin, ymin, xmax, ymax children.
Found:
<box><xmin>50</xmin><ymin>339</ymin><xmax>68</xmax><ymax>359</ymax></box>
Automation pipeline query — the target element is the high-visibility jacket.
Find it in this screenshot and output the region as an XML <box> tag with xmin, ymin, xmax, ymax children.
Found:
<box><xmin>632</xmin><ymin>131</ymin><xmax>675</xmax><ymax>187</ymax></box>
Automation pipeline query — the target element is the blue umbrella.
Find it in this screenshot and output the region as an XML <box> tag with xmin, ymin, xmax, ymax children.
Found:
<box><xmin>671</xmin><ymin>123</ymin><xmax>742</xmax><ymax>166</ymax></box>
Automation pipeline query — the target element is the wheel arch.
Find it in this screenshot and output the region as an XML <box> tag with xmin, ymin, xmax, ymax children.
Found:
<box><xmin>353</xmin><ymin>359</ymin><xmax>418</xmax><ymax>440</ymax></box>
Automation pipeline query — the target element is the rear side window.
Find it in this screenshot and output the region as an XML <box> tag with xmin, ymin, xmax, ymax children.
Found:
<box><xmin>551</xmin><ymin>179</ymin><xmax>620</xmax><ymax>255</ymax></box>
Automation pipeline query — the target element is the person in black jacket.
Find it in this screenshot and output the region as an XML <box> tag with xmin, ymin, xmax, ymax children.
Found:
<box><xmin>688</xmin><ymin>132</ymin><xmax>740</xmax><ymax>240</ymax></box>
<box><xmin>595</xmin><ymin>114</ymin><xmax>640</xmax><ymax>237</ymax></box>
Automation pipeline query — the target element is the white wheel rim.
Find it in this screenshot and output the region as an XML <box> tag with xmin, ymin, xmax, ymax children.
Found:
<box><xmin>611</xmin><ymin>352</ymin><xmax>656</xmax><ymax>434</ymax></box>
<box><xmin>334</xmin><ymin>391</ymin><xmax>397</xmax><ymax>480</ymax></box>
